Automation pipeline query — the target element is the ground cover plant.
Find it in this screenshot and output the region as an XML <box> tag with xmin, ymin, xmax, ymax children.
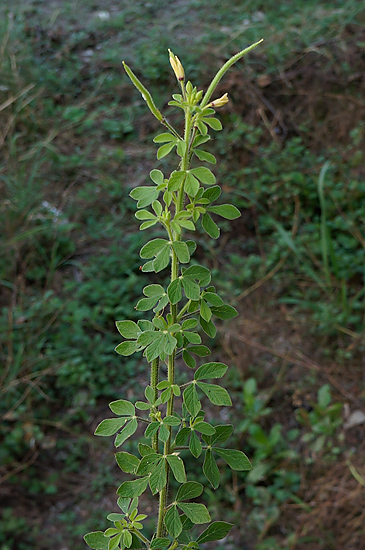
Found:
<box><xmin>0</xmin><ymin>1</ymin><xmax>364</xmax><ymax>549</ymax></box>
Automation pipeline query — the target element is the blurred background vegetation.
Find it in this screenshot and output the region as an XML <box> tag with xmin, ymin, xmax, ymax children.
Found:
<box><xmin>0</xmin><ymin>1</ymin><xmax>364</xmax><ymax>549</ymax></box>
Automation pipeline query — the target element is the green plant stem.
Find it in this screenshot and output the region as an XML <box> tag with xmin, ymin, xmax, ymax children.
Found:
<box><xmin>177</xmin><ymin>299</ymin><xmax>191</xmax><ymax>321</ymax></box>
<box><xmin>156</xmin><ymin>101</ymin><xmax>193</xmax><ymax>539</ymax></box>
<box><xmin>150</xmin><ymin>357</ymin><xmax>159</xmax><ymax>452</ymax></box>
<box><xmin>130</xmin><ymin>529</ymin><xmax>150</xmax><ymax>547</ymax></box>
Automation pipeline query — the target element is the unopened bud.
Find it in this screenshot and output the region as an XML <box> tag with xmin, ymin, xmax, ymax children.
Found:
<box><xmin>168</xmin><ymin>49</ymin><xmax>185</xmax><ymax>81</ymax></box>
<box><xmin>207</xmin><ymin>92</ymin><xmax>229</xmax><ymax>108</ymax></box>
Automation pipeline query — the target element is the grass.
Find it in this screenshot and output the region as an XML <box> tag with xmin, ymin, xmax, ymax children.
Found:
<box><xmin>0</xmin><ymin>0</ymin><xmax>364</xmax><ymax>549</ymax></box>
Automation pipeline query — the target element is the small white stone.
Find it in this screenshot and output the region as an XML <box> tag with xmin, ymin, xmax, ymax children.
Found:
<box><xmin>344</xmin><ymin>410</ymin><xmax>365</xmax><ymax>430</ymax></box>
<box><xmin>97</xmin><ymin>11</ymin><xmax>110</xmax><ymax>20</ymax></box>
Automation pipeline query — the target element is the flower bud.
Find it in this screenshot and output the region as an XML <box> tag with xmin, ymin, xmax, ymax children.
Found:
<box><xmin>168</xmin><ymin>49</ymin><xmax>185</xmax><ymax>81</ymax></box>
<box><xmin>207</xmin><ymin>92</ymin><xmax>229</xmax><ymax>108</ymax></box>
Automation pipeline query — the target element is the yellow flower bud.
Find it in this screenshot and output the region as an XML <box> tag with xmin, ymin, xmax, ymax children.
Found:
<box><xmin>168</xmin><ymin>49</ymin><xmax>185</xmax><ymax>81</ymax></box>
<box><xmin>207</xmin><ymin>92</ymin><xmax>229</xmax><ymax>108</ymax></box>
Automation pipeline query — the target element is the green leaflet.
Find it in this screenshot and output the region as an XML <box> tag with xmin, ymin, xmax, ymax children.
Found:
<box><xmin>108</xmin><ymin>534</ymin><xmax>122</xmax><ymax>550</ymax></box>
<box><xmin>181</xmin><ymin>276</ymin><xmax>200</xmax><ymax>301</ymax></box>
<box><xmin>194</xmin><ymin>362</ymin><xmax>228</xmax><ymax>381</ymax></box>
<box><xmin>190</xmin><ymin>167</ymin><xmax>216</xmax><ymax>185</ymax></box>
<box><xmin>176</xmin><ymin>481</ymin><xmax>203</xmax><ymax>501</ymax></box>
<box><xmin>183</xmin><ymin>265</ymin><xmax>211</xmax><ymax>286</ymax></box>
<box><xmin>196</xmin><ymin>522</ymin><xmax>233</xmax><ymax>544</ymax></box>
<box><xmin>163</xmin><ymin>415</ymin><xmax>181</xmax><ymax>426</ymax></box>
<box><xmin>193</xmin><ymin>134</ymin><xmax>210</xmax><ymax>147</ymax></box>
<box><xmin>168</xmin><ymin>170</ymin><xmax>186</xmax><ymax>192</ymax></box>
<box><xmin>202</xmin><ymin>185</ymin><xmax>221</xmax><ymax>203</ymax></box>
<box><xmin>203</xmin><ymin>449</ymin><xmax>220</xmax><ymax>489</ymax></box>
<box><xmin>202</xmin><ymin>212</ymin><xmax>220</xmax><ymax>239</ymax></box>
<box><xmin>202</xmin><ymin>117</ymin><xmax>222</xmax><ymax>131</ymax></box>
<box><xmin>153</xmin><ymin>133</ymin><xmax>176</xmax><ymax>143</ymax></box>
<box><xmin>94</xmin><ymin>418</ymin><xmax>127</xmax><ymax>437</ymax></box>
<box><xmin>115</xmin><ymin>341</ymin><xmax>138</xmax><ymax>356</ymax></box>
<box><xmin>193</xmin><ymin>149</ymin><xmax>216</xmax><ymax>164</ymax></box>
<box><xmin>130</xmin><ymin>186</ymin><xmax>159</xmax><ymax>208</ymax></box>
<box><xmin>185</xmin><ymin>172</ymin><xmax>200</xmax><ymax>197</ymax></box>
<box><xmin>177</xmin><ymin>503</ymin><xmax>211</xmax><ymax>524</ymax></box>
<box><xmin>196</xmin><ymin>382</ymin><xmax>232</xmax><ymax>407</ymax></box>
<box><xmin>202</xmin><ymin>291</ymin><xmax>223</xmax><ymax>306</ymax></box>
<box><xmin>136</xmin><ymin>296</ymin><xmax>160</xmax><ymax>311</ymax></box>
<box><xmin>135</xmin><ymin>210</ymin><xmax>156</xmax><ymax>221</ymax></box>
<box><xmin>187</xmin><ymin>344</ymin><xmax>211</xmax><ymax>357</ymax></box>
<box><xmin>210</xmin><ymin>424</ymin><xmax>234</xmax><ymax>444</ymax></box>
<box><xmin>158</xmin><ymin>423</ymin><xmax>170</xmax><ymax>443</ymax></box>
<box><xmin>175</xmin><ymin>427</ymin><xmax>190</xmax><ymax>446</ymax></box>
<box><xmin>149</xmin><ymin>458</ymin><xmax>167</xmax><ymax>494</ymax></box>
<box><xmin>183</xmin><ymin>384</ymin><xmax>201</xmax><ymax>417</ymax></box>
<box><xmin>115</xmin><ymin>452</ymin><xmax>140</xmax><ymax>474</ymax></box>
<box><xmin>208</xmin><ymin>204</ymin><xmax>241</xmax><ymax>219</ymax></box>
<box><xmin>153</xmin><ymin>247</ymin><xmax>171</xmax><ymax>272</ymax></box>
<box><xmin>115</xmin><ymin>417</ymin><xmax>138</xmax><ymax>447</ymax></box>
<box><xmin>109</xmin><ymin>399</ymin><xmax>135</xmax><ymax>416</ymax></box>
<box><xmin>200</xmin><ymin>299</ymin><xmax>212</xmax><ymax>322</ymax></box>
<box><xmin>171</xmin><ymin>241</ymin><xmax>190</xmax><ymax>263</ymax></box>
<box><xmin>199</xmin><ymin>317</ymin><xmax>216</xmax><ymax>338</ymax></box>
<box><xmin>117</xmin><ymin>476</ymin><xmax>149</xmax><ymax>498</ymax></box>
<box><xmin>194</xmin><ymin>421</ymin><xmax>216</xmax><ymax>436</ymax></box>
<box><xmin>189</xmin><ymin>430</ymin><xmax>202</xmax><ymax>457</ymax></box>
<box><xmin>166</xmin><ymin>455</ymin><xmax>186</xmax><ymax>483</ymax></box>
<box><xmin>211</xmin><ymin>304</ymin><xmax>238</xmax><ymax>319</ymax></box>
<box><xmin>140</xmin><ymin>239</ymin><xmax>169</xmax><ymax>259</ymax></box>
<box><xmin>143</xmin><ymin>284</ymin><xmax>165</xmax><ymax>297</ymax></box>
<box><xmin>183</xmin><ymin>349</ymin><xmax>196</xmax><ymax>368</ymax></box>
<box><xmin>182</xmin><ymin>319</ymin><xmax>198</xmax><ymax>331</ymax></box>
<box><xmin>150</xmin><ymin>169</ymin><xmax>164</xmax><ymax>184</ymax></box>
<box><xmin>157</xmin><ymin>141</ymin><xmax>177</xmax><ymax>159</ymax></box>
<box><xmin>164</xmin><ymin>505</ymin><xmax>182</xmax><ymax>538</ymax></box>
<box><xmin>116</xmin><ymin>320</ymin><xmax>139</xmax><ymax>339</ymax></box>
<box><xmin>84</xmin><ymin>532</ymin><xmax>109</xmax><ymax>550</ymax></box>
<box><xmin>214</xmin><ymin>448</ymin><xmax>252</xmax><ymax>471</ymax></box>
<box><xmin>167</xmin><ymin>278</ymin><xmax>182</xmax><ymax>304</ymax></box>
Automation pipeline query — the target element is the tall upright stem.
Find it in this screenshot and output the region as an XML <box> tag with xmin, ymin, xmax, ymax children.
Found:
<box><xmin>150</xmin><ymin>357</ymin><xmax>159</xmax><ymax>453</ymax></box>
<box><xmin>156</xmin><ymin>105</ymin><xmax>192</xmax><ymax>539</ymax></box>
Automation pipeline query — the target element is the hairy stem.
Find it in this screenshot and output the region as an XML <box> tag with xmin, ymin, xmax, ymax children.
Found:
<box><xmin>150</xmin><ymin>357</ymin><xmax>159</xmax><ymax>453</ymax></box>
<box><xmin>156</xmin><ymin>100</ymin><xmax>193</xmax><ymax>539</ymax></box>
